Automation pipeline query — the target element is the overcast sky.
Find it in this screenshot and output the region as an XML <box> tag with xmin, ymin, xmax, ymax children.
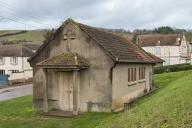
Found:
<box><xmin>0</xmin><ymin>0</ymin><xmax>192</xmax><ymax>30</ymax></box>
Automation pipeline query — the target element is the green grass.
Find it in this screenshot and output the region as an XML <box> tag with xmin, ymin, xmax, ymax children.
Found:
<box><xmin>0</xmin><ymin>70</ymin><xmax>192</xmax><ymax>128</ymax></box>
<box><xmin>0</xmin><ymin>96</ymin><xmax>112</xmax><ymax>128</ymax></box>
<box><xmin>98</xmin><ymin>71</ymin><xmax>192</xmax><ymax>128</ymax></box>
<box><xmin>0</xmin><ymin>30</ymin><xmax>45</xmax><ymax>43</ymax></box>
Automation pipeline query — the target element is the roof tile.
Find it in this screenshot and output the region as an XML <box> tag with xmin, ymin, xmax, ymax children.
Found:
<box><xmin>138</xmin><ymin>34</ymin><xmax>182</xmax><ymax>47</ymax></box>
<box><xmin>74</xmin><ymin>20</ymin><xmax>154</xmax><ymax>63</ymax></box>
<box><xmin>37</xmin><ymin>52</ymin><xmax>89</xmax><ymax>68</ymax></box>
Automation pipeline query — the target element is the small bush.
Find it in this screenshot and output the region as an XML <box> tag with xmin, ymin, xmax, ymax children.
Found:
<box><xmin>154</xmin><ymin>63</ymin><xmax>192</xmax><ymax>74</ymax></box>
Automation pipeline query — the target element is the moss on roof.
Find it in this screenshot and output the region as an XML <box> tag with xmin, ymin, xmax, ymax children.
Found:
<box><xmin>37</xmin><ymin>52</ymin><xmax>89</xmax><ymax>68</ymax></box>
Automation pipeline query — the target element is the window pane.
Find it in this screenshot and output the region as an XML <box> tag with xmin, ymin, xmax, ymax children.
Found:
<box><xmin>11</xmin><ymin>57</ymin><xmax>18</xmax><ymax>64</ymax></box>
<box><xmin>155</xmin><ymin>47</ymin><xmax>161</xmax><ymax>55</ymax></box>
<box><xmin>128</xmin><ymin>68</ymin><xmax>130</xmax><ymax>82</ymax></box>
<box><xmin>0</xmin><ymin>57</ymin><xmax>4</xmax><ymax>64</ymax></box>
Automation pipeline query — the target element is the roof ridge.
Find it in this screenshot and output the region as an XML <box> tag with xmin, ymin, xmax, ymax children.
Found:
<box><xmin>72</xmin><ymin>20</ymin><xmax>132</xmax><ymax>42</ymax></box>
<box><xmin>70</xmin><ymin>21</ymin><xmax>117</xmax><ymax>60</ymax></box>
<box><xmin>71</xmin><ymin>20</ymin><xmax>138</xmax><ymax>61</ymax></box>
<box><xmin>139</xmin><ymin>33</ymin><xmax>181</xmax><ymax>37</ymax></box>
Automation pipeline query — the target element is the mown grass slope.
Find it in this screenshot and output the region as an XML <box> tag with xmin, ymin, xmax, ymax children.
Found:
<box><xmin>98</xmin><ymin>71</ymin><xmax>192</xmax><ymax>128</ymax></box>
<box><xmin>0</xmin><ymin>30</ymin><xmax>45</xmax><ymax>43</ymax></box>
<box><xmin>0</xmin><ymin>70</ymin><xmax>191</xmax><ymax>128</ymax></box>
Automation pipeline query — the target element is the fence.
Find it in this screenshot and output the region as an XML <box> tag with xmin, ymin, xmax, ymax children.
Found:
<box><xmin>0</xmin><ymin>75</ymin><xmax>9</xmax><ymax>86</ymax></box>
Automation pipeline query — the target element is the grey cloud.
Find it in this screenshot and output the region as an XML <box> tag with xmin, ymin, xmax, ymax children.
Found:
<box><xmin>0</xmin><ymin>0</ymin><xmax>192</xmax><ymax>30</ymax></box>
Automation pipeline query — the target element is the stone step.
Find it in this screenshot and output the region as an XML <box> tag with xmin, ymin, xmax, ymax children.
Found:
<box><xmin>43</xmin><ymin>110</ymin><xmax>74</xmax><ymax>117</ymax></box>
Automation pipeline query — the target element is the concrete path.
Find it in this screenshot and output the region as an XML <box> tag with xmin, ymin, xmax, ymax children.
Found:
<box><xmin>0</xmin><ymin>84</ymin><xmax>32</xmax><ymax>101</ymax></box>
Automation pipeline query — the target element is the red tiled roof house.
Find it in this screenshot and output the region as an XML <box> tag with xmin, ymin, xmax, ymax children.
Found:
<box><xmin>137</xmin><ymin>34</ymin><xmax>191</xmax><ymax>65</ymax></box>
<box><xmin>28</xmin><ymin>19</ymin><xmax>155</xmax><ymax>115</ymax></box>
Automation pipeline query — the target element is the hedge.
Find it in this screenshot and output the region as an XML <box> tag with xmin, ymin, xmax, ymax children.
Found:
<box><xmin>154</xmin><ymin>63</ymin><xmax>192</xmax><ymax>74</ymax></box>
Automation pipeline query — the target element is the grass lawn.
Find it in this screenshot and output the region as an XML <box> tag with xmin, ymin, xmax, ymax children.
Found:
<box><xmin>0</xmin><ymin>71</ymin><xmax>192</xmax><ymax>128</ymax></box>
<box><xmin>0</xmin><ymin>30</ymin><xmax>45</xmax><ymax>43</ymax></box>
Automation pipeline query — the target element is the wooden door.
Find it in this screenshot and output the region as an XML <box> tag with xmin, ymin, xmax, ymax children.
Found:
<box><xmin>58</xmin><ymin>72</ymin><xmax>73</xmax><ymax>111</ymax></box>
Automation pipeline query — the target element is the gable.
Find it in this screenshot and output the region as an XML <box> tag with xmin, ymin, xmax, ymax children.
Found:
<box><xmin>29</xmin><ymin>19</ymin><xmax>155</xmax><ymax>65</ymax></box>
<box><xmin>28</xmin><ymin>21</ymin><xmax>114</xmax><ymax>67</ymax></box>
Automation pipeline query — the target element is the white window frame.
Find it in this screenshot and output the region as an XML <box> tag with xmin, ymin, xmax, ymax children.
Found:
<box><xmin>10</xmin><ymin>57</ymin><xmax>18</xmax><ymax>65</ymax></box>
<box><xmin>0</xmin><ymin>57</ymin><xmax>5</xmax><ymax>65</ymax></box>
<box><xmin>155</xmin><ymin>47</ymin><xmax>161</xmax><ymax>55</ymax></box>
<box><xmin>164</xmin><ymin>48</ymin><xmax>170</xmax><ymax>55</ymax></box>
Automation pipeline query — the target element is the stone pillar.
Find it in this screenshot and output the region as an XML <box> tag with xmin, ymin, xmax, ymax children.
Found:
<box><xmin>43</xmin><ymin>69</ymin><xmax>48</xmax><ymax>113</ymax></box>
<box><xmin>73</xmin><ymin>70</ymin><xmax>80</xmax><ymax>115</ymax></box>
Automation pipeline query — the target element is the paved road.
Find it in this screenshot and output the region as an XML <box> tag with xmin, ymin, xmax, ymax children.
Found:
<box><xmin>0</xmin><ymin>84</ymin><xmax>32</xmax><ymax>101</ymax></box>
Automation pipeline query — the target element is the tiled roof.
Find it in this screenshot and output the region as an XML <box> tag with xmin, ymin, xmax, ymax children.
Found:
<box><xmin>138</xmin><ymin>34</ymin><xmax>182</xmax><ymax>47</ymax></box>
<box><xmin>147</xmin><ymin>53</ymin><xmax>165</xmax><ymax>63</ymax></box>
<box><xmin>29</xmin><ymin>18</ymin><xmax>155</xmax><ymax>64</ymax></box>
<box><xmin>37</xmin><ymin>52</ymin><xmax>89</xmax><ymax>68</ymax></box>
<box><xmin>0</xmin><ymin>44</ymin><xmax>34</xmax><ymax>57</ymax></box>
<box><xmin>23</xmin><ymin>43</ymin><xmax>42</xmax><ymax>51</ymax></box>
<box><xmin>73</xmin><ymin>20</ymin><xmax>154</xmax><ymax>63</ymax></box>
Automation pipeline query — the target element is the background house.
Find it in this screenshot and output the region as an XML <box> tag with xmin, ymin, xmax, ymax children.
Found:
<box><xmin>185</xmin><ymin>33</ymin><xmax>192</xmax><ymax>64</ymax></box>
<box><xmin>137</xmin><ymin>34</ymin><xmax>191</xmax><ymax>66</ymax></box>
<box><xmin>0</xmin><ymin>43</ymin><xmax>40</xmax><ymax>85</ymax></box>
<box><xmin>147</xmin><ymin>52</ymin><xmax>165</xmax><ymax>67</ymax></box>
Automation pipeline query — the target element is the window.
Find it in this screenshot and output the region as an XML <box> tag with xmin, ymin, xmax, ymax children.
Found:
<box><xmin>32</xmin><ymin>50</ymin><xmax>36</xmax><ymax>53</ymax></box>
<box><xmin>11</xmin><ymin>70</ymin><xmax>19</xmax><ymax>73</ymax></box>
<box><xmin>0</xmin><ymin>70</ymin><xmax>5</xmax><ymax>75</ymax></box>
<box><xmin>128</xmin><ymin>67</ymin><xmax>137</xmax><ymax>82</ymax></box>
<box><xmin>164</xmin><ymin>48</ymin><xmax>170</xmax><ymax>55</ymax></box>
<box><xmin>0</xmin><ymin>57</ymin><xmax>4</xmax><ymax>65</ymax></box>
<box><xmin>10</xmin><ymin>57</ymin><xmax>18</xmax><ymax>65</ymax></box>
<box><xmin>155</xmin><ymin>47</ymin><xmax>161</xmax><ymax>55</ymax></box>
<box><xmin>139</xmin><ymin>66</ymin><xmax>145</xmax><ymax>80</ymax></box>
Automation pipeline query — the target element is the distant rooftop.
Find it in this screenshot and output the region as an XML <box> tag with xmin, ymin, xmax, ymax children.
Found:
<box><xmin>0</xmin><ymin>43</ymin><xmax>41</xmax><ymax>57</ymax></box>
<box><xmin>137</xmin><ymin>34</ymin><xmax>183</xmax><ymax>47</ymax></box>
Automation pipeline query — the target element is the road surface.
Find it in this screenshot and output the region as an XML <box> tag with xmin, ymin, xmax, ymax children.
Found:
<box><xmin>0</xmin><ymin>84</ymin><xmax>32</xmax><ymax>101</ymax></box>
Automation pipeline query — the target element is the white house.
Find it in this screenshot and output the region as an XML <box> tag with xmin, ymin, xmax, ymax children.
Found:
<box><xmin>0</xmin><ymin>44</ymin><xmax>39</xmax><ymax>85</ymax></box>
<box><xmin>185</xmin><ymin>33</ymin><xmax>192</xmax><ymax>64</ymax></box>
<box><xmin>137</xmin><ymin>34</ymin><xmax>191</xmax><ymax>66</ymax></box>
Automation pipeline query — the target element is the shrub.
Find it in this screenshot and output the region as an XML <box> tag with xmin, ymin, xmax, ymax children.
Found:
<box><xmin>154</xmin><ymin>63</ymin><xmax>192</xmax><ymax>74</ymax></box>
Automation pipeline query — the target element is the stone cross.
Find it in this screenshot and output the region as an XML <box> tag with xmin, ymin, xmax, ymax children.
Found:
<box><xmin>64</xmin><ymin>30</ymin><xmax>76</xmax><ymax>52</ymax></box>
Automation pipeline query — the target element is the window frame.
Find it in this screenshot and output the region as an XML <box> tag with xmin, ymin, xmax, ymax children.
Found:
<box><xmin>139</xmin><ymin>66</ymin><xmax>146</xmax><ymax>80</ymax></box>
<box><xmin>164</xmin><ymin>48</ymin><xmax>170</xmax><ymax>55</ymax></box>
<box><xmin>10</xmin><ymin>57</ymin><xmax>18</xmax><ymax>65</ymax></box>
<box><xmin>128</xmin><ymin>67</ymin><xmax>137</xmax><ymax>82</ymax></box>
<box><xmin>0</xmin><ymin>57</ymin><xmax>5</xmax><ymax>65</ymax></box>
<box><xmin>155</xmin><ymin>47</ymin><xmax>161</xmax><ymax>55</ymax></box>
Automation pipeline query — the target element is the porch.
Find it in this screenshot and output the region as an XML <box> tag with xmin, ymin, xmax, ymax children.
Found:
<box><xmin>37</xmin><ymin>52</ymin><xmax>89</xmax><ymax>116</ymax></box>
